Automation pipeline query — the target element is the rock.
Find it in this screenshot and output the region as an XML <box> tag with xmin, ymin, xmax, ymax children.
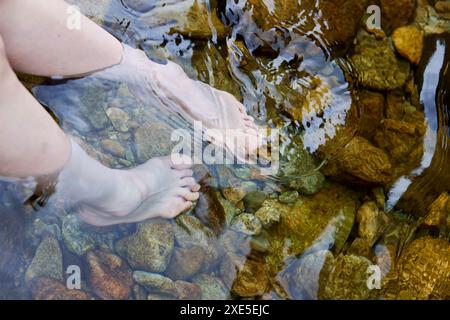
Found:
<box><xmin>392</xmin><ymin>26</ymin><xmax>424</xmax><ymax>65</ymax></box>
<box><xmin>244</xmin><ymin>0</ymin><xmax>367</xmax><ymax>54</ymax></box>
<box><xmin>135</xmin><ymin>0</ymin><xmax>228</xmax><ymax>40</ymax></box>
<box><xmin>31</xmin><ymin>278</ymin><xmax>92</xmax><ymax>300</ymax></box>
<box><xmin>217</xmin><ymin>194</ymin><xmax>242</xmax><ymax>225</ymax></box>
<box><xmin>374</xmin><ymin>119</ymin><xmax>424</xmax><ymax>174</ymax></box>
<box><xmin>277</xmin><ymin>134</ymin><xmax>325</xmax><ymax>194</ymax></box>
<box><xmin>25</xmin><ymin>236</ymin><xmax>63</xmax><ymax>285</ymax></box>
<box><xmin>319</xmin><ymin>254</ymin><xmax>375</xmax><ymax>300</ymax></box>
<box><xmin>381</xmin><ymin>0</ymin><xmax>417</xmax><ymax>33</ymax></box>
<box><xmin>193</xmin><ymin>186</ymin><xmax>226</xmax><ymax>235</ymax></box>
<box><xmin>265</xmin><ymin>183</ymin><xmax>358</xmax><ymax>276</ymax></box>
<box><xmin>346</xmin><ymin>237</ymin><xmax>374</xmax><ymax>258</ymax></box>
<box><xmin>192</xmin><ymin>41</ymin><xmax>242</xmax><ymax>99</ymax></box>
<box><xmin>192</xmin><ymin>274</ymin><xmax>228</xmax><ymax>300</ymax></box>
<box><xmin>115</xmin><ymin>219</ymin><xmax>174</xmax><ymax>273</ymax></box>
<box><xmin>282</xmin><ymin>250</ymin><xmax>335</xmax><ymax>300</ymax></box>
<box><xmin>243</xmin><ymin>191</ymin><xmax>268</xmax><ymax>214</ymax></box>
<box><xmin>133</xmin><ymin>271</ymin><xmax>177</xmax><ymax>297</ymax></box>
<box><xmin>106</xmin><ymin>107</ymin><xmax>130</xmax><ymax>132</ymax></box>
<box><xmin>86</xmin><ymin>249</ymin><xmax>133</xmax><ymax>300</ymax></box>
<box><xmin>133</xmin><ymin>284</ymin><xmax>147</xmax><ymax>300</ymax></box>
<box><xmin>324</xmin><ymin>136</ymin><xmax>393</xmax><ymax>186</ymax></box>
<box><xmin>372</xmin><ymin>187</ymin><xmax>386</xmax><ymax>210</ymax></box>
<box><xmin>385</xmin><ymin>236</ymin><xmax>450</xmax><ymax>299</ymax></box>
<box><xmin>231</xmin><ymin>259</ymin><xmax>269</xmax><ymax>298</ymax></box>
<box><xmin>174</xmin><ymin>280</ymin><xmax>202</xmax><ymax>300</ymax></box>
<box><xmin>435</xmin><ymin>1</ymin><xmax>450</xmax><ymax>14</ymax></box>
<box><xmin>422</xmin><ymin>193</ymin><xmax>449</xmax><ymax>231</ymax></box>
<box><xmin>255</xmin><ymin>203</ymin><xmax>281</xmax><ymax>228</ymax></box>
<box><xmin>230</xmin><ymin>213</ymin><xmax>262</xmax><ymax>236</ymax></box>
<box><xmin>356</xmin><ymin>201</ymin><xmax>389</xmax><ymax>245</ymax></box>
<box><xmin>350</xmin><ymin>30</ymin><xmax>410</xmax><ymax>91</ymax></box>
<box><xmin>279</xmin><ymin>191</ymin><xmax>299</xmax><ymax>204</ymax></box>
<box><xmin>147</xmin><ymin>293</ymin><xmax>175</xmax><ymax>300</ymax></box>
<box><xmin>173</xmin><ymin>215</ymin><xmax>221</xmax><ymax>271</ymax></box>
<box><xmin>250</xmin><ymin>232</ymin><xmax>271</xmax><ymax>253</ymax></box>
<box><xmin>165</xmin><ymin>246</ymin><xmax>205</xmax><ymax>280</ymax></box>
<box><xmin>385</xmin><ymin>90</ymin><xmax>423</xmax><ymax>123</ymax></box>
<box><xmin>100</xmin><ymin>139</ymin><xmax>126</xmax><ymax>158</ymax></box>
<box><xmin>62</xmin><ymin>215</ymin><xmax>115</xmax><ymax>256</ymax></box>
<box><xmin>133</xmin><ymin>121</ymin><xmax>176</xmax><ymax>162</ymax></box>
<box><xmin>356</xmin><ymin>91</ymin><xmax>385</xmax><ymax>141</ymax></box>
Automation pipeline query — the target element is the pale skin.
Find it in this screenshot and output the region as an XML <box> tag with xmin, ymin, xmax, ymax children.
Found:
<box><xmin>0</xmin><ymin>0</ymin><xmax>258</xmax><ymax>226</ymax></box>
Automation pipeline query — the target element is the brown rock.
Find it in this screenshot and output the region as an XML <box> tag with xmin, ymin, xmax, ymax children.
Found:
<box><xmin>174</xmin><ymin>280</ymin><xmax>202</xmax><ymax>300</ymax></box>
<box><xmin>356</xmin><ymin>90</ymin><xmax>385</xmax><ymax>140</ymax></box>
<box><xmin>422</xmin><ymin>193</ymin><xmax>450</xmax><ymax>232</ymax></box>
<box><xmin>387</xmin><ymin>236</ymin><xmax>450</xmax><ymax>299</ymax></box>
<box><xmin>324</xmin><ymin>136</ymin><xmax>393</xmax><ymax>186</ymax></box>
<box><xmin>392</xmin><ymin>26</ymin><xmax>424</xmax><ymax>64</ymax></box>
<box><xmin>356</xmin><ymin>201</ymin><xmax>389</xmax><ymax>245</ymax></box>
<box><xmin>100</xmin><ymin>139</ymin><xmax>126</xmax><ymax>158</ymax></box>
<box><xmin>86</xmin><ymin>249</ymin><xmax>133</xmax><ymax>300</ymax></box>
<box><xmin>231</xmin><ymin>259</ymin><xmax>269</xmax><ymax>298</ymax></box>
<box><xmin>246</xmin><ymin>0</ymin><xmax>367</xmax><ymax>54</ymax></box>
<box><xmin>374</xmin><ymin>119</ymin><xmax>422</xmax><ymax>161</ymax></box>
<box><xmin>381</xmin><ymin>0</ymin><xmax>417</xmax><ymax>33</ymax></box>
<box><xmin>31</xmin><ymin>278</ymin><xmax>92</xmax><ymax>300</ymax></box>
<box><xmin>165</xmin><ymin>246</ymin><xmax>205</xmax><ymax>280</ymax></box>
<box><xmin>319</xmin><ymin>254</ymin><xmax>376</xmax><ymax>300</ymax></box>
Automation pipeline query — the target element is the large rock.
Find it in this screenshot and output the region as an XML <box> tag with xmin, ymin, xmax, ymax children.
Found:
<box><xmin>319</xmin><ymin>254</ymin><xmax>375</xmax><ymax>300</ymax></box>
<box><xmin>385</xmin><ymin>236</ymin><xmax>450</xmax><ymax>299</ymax></box>
<box><xmin>164</xmin><ymin>246</ymin><xmax>206</xmax><ymax>280</ymax></box>
<box><xmin>380</xmin><ymin>0</ymin><xmax>417</xmax><ymax>33</ymax></box>
<box><xmin>350</xmin><ymin>30</ymin><xmax>410</xmax><ymax>91</ymax></box>
<box><xmin>173</xmin><ymin>215</ymin><xmax>221</xmax><ymax>272</ymax></box>
<box><xmin>231</xmin><ymin>259</ymin><xmax>269</xmax><ymax>298</ymax></box>
<box><xmin>392</xmin><ymin>26</ymin><xmax>424</xmax><ymax>65</ymax></box>
<box><xmin>323</xmin><ymin>136</ymin><xmax>393</xmax><ymax>186</ymax></box>
<box><xmin>115</xmin><ymin>219</ymin><xmax>174</xmax><ymax>273</ymax></box>
<box><xmin>86</xmin><ymin>249</ymin><xmax>133</xmax><ymax>300</ymax></box>
<box><xmin>192</xmin><ymin>274</ymin><xmax>228</xmax><ymax>300</ymax></box>
<box><xmin>244</xmin><ymin>0</ymin><xmax>367</xmax><ymax>54</ymax></box>
<box><xmin>31</xmin><ymin>278</ymin><xmax>93</xmax><ymax>300</ymax></box>
<box><xmin>25</xmin><ymin>236</ymin><xmax>63</xmax><ymax>285</ymax></box>
<box><xmin>265</xmin><ymin>183</ymin><xmax>358</xmax><ymax>276</ymax></box>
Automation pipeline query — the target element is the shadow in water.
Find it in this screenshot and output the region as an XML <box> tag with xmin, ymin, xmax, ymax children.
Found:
<box><xmin>391</xmin><ymin>34</ymin><xmax>450</xmax><ymax>217</ymax></box>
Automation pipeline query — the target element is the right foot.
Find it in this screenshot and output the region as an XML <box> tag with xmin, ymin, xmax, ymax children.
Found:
<box><xmin>77</xmin><ymin>155</ymin><xmax>200</xmax><ymax>226</ymax></box>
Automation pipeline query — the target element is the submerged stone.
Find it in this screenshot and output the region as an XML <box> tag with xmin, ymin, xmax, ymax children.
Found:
<box><xmin>350</xmin><ymin>30</ymin><xmax>410</xmax><ymax>91</ymax></box>
<box><xmin>25</xmin><ymin>236</ymin><xmax>63</xmax><ymax>285</ymax></box>
<box><xmin>115</xmin><ymin>219</ymin><xmax>174</xmax><ymax>273</ymax></box>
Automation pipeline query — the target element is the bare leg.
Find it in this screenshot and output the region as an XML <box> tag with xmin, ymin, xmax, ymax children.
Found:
<box><xmin>0</xmin><ymin>0</ymin><xmax>122</xmax><ymax>77</ymax></box>
<box><xmin>0</xmin><ymin>36</ymin><xmax>70</xmax><ymax>177</ymax></box>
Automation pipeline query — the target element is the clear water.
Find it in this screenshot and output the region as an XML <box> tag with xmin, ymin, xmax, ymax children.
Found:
<box><xmin>0</xmin><ymin>0</ymin><xmax>449</xmax><ymax>300</ymax></box>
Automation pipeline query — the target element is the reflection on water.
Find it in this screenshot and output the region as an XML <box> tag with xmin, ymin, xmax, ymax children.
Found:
<box><xmin>0</xmin><ymin>0</ymin><xmax>449</xmax><ymax>300</ymax></box>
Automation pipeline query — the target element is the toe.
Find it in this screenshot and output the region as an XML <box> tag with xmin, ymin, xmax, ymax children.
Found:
<box><xmin>179</xmin><ymin>177</ymin><xmax>197</xmax><ymax>188</ymax></box>
<box><xmin>170</xmin><ymin>154</ymin><xmax>193</xmax><ymax>169</ymax></box>
<box><xmin>163</xmin><ymin>199</ymin><xmax>193</xmax><ymax>219</ymax></box>
<box><xmin>176</xmin><ymin>169</ymin><xmax>194</xmax><ymax>178</ymax></box>
<box><xmin>192</xmin><ymin>184</ymin><xmax>201</xmax><ymax>192</ymax></box>
<box><xmin>178</xmin><ymin>188</ymin><xmax>200</xmax><ymax>201</ymax></box>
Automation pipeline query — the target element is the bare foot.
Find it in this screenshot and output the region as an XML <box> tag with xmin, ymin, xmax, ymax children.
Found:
<box><xmin>95</xmin><ymin>44</ymin><xmax>264</xmax><ymax>163</ymax></box>
<box><xmin>57</xmin><ymin>140</ymin><xmax>200</xmax><ymax>226</ymax></box>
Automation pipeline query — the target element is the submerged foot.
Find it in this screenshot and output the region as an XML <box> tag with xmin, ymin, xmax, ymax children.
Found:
<box><xmin>92</xmin><ymin>45</ymin><xmax>265</xmax><ymax>163</ymax></box>
<box><xmin>77</xmin><ymin>155</ymin><xmax>200</xmax><ymax>226</ymax></box>
<box><xmin>149</xmin><ymin>60</ymin><xmax>264</xmax><ymax>162</ymax></box>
